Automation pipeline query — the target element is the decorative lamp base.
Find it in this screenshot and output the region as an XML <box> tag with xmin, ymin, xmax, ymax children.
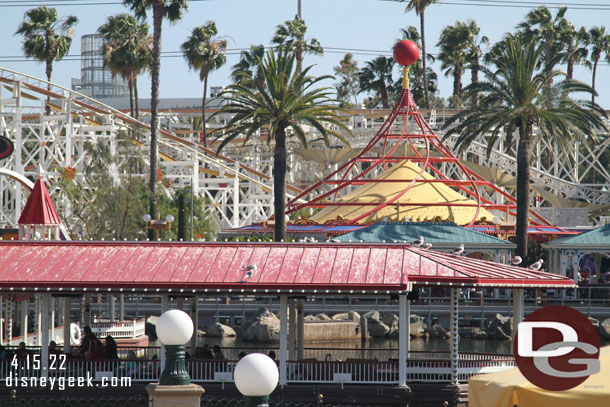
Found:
<box><xmin>244</xmin><ymin>395</ymin><xmax>270</xmax><ymax>407</ymax></box>
<box><xmin>159</xmin><ymin>344</ymin><xmax>191</xmax><ymax>385</ymax></box>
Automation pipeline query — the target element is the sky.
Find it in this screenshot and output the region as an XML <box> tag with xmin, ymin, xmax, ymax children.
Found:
<box><xmin>2</xmin><ymin>0</ymin><xmax>610</xmax><ymax>108</ymax></box>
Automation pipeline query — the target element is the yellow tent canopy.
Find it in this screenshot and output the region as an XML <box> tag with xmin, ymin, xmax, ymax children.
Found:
<box><xmin>310</xmin><ymin>160</ymin><xmax>495</xmax><ymax>225</ymax></box>
<box><xmin>469</xmin><ymin>345</ymin><xmax>610</xmax><ymax>407</ymax></box>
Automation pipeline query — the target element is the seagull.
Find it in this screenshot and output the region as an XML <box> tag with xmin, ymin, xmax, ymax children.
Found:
<box><xmin>421</xmin><ymin>242</ymin><xmax>432</xmax><ymax>250</ymax></box>
<box><xmin>244</xmin><ymin>264</ymin><xmax>257</xmax><ymax>278</ymax></box>
<box><xmin>412</xmin><ymin>236</ymin><xmax>424</xmax><ymax>248</ymax></box>
<box><xmin>245</xmin><ymin>270</ymin><xmax>254</xmax><ymax>278</ymax></box>
<box><xmin>528</xmin><ymin>259</ymin><xmax>544</xmax><ymax>270</ymax></box>
<box><xmin>452</xmin><ymin>244</ymin><xmax>465</xmax><ymax>255</ymax></box>
<box><xmin>510</xmin><ymin>256</ymin><xmax>522</xmax><ymax>265</ymax></box>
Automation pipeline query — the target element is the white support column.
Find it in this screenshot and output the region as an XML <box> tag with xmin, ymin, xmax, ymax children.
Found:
<box><xmin>21</xmin><ymin>299</ymin><xmax>28</xmax><ymax>346</ymax></box>
<box><xmin>398</xmin><ymin>294</ymin><xmax>409</xmax><ymax>387</ymax></box>
<box><xmin>233</xmin><ymin>161</ymin><xmax>239</xmax><ymax>228</ymax></box>
<box><xmin>63</xmin><ymin>298</ymin><xmax>71</xmax><ymax>354</ymax></box>
<box><xmin>190</xmin><ymin>296</ymin><xmax>199</xmax><ymax>356</ymax></box>
<box><xmin>512</xmin><ymin>288</ymin><xmax>524</xmax><ymax>335</ymax></box>
<box><xmin>41</xmin><ymin>294</ymin><xmax>50</xmax><ymax>378</ymax></box>
<box><xmin>119</xmin><ymin>294</ymin><xmax>125</xmax><ymax>321</ymax></box>
<box><xmin>279</xmin><ymin>295</ymin><xmax>288</xmax><ymax>386</ymax></box>
<box><xmin>0</xmin><ymin>299</ymin><xmax>3</xmax><ymax>345</ymax></box>
<box><xmin>449</xmin><ymin>288</ymin><xmax>459</xmax><ymax>386</ymax></box>
<box><xmin>288</xmin><ymin>299</ymin><xmax>296</xmax><ymax>361</ymax></box>
<box><xmin>6</xmin><ymin>299</ymin><xmax>12</xmax><ymax>346</ymax></box>
<box><xmin>296</xmin><ymin>299</ymin><xmax>304</xmax><ymax>361</ymax></box>
<box><xmin>35</xmin><ymin>294</ymin><xmax>41</xmax><ymax>346</ymax></box>
<box><xmin>50</xmin><ymin>296</ymin><xmax>55</xmax><ymax>344</ymax></box>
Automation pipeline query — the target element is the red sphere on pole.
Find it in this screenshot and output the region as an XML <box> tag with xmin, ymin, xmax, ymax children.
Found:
<box><xmin>393</xmin><ymin>40</ymin><xmax>419</xmax><ymax>66</ymax></box>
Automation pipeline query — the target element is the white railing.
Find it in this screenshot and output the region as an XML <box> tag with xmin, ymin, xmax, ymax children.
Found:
<box><xmin>91</xmin><ymin>319</ymin><xmax>146</xmax><ymax>339</ymax></box>
<box><xmin>0</xmin><ymin>355</ymin><xmax>514</xmax><ymax>385</ymax></box>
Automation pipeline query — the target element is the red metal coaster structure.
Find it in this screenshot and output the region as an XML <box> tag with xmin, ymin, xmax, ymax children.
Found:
<box><xmin>286</xmin><ymin>40</ymin><xmax>551</xmax><ymax>227</ymax></box>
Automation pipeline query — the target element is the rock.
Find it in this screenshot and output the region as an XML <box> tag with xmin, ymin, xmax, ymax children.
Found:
<box><xmin>381</xmin><ymin>314</ymin><xmax>399</xmax><ymax>336</ymax></box>
<box><xmin>427</xmin><ymin>323</ymin><xmax>449</xmax><ymax>339</ymax></box>
<box><xmin>239</xmin><ymin>308</ymin><xmax>280</xmax><ymax>342</ymax></box>
<box><xmin>315</xmin><ymin>313</ymin><xmax>332</xmax><ymax>321</ymax></box>
<box><xmin>196</xmin><ymin>329</ymin><xmax>206</xmax><ymax>337</ymax></box>
<box><xmin>474</xmin><ymin>330</ymin><xmax>489</xmax><ymax>339</ymax></box>
<box><xmin>367</xmin><ymin>319</ymin><xmax>390</xmax><ymax>337</ymax></box>
<box><xmin>486</xmin><ymin>314</ymin><xmax>512</xmax><ymax>340</ymax></box>
<box><xmin>363</xmin><ymin>310</ymin><xmax>381</xmax><ymax>322</ymax></box>
<box><xmin>409</xmin><ymin>314</ymin><xmax>427</xmax><ymax>337</ymax></box>
<box><xmin>348</xmin><ymin>311</ymin><xmax>361</xmax><ymax>324</ymax></box>
<box><xmin>599</xmin><ymin>318</ymin><xmax>610</xmax><ymax>339</ymax></box>
<box><xmin>304</xmin><ymin>315</ymin><xmax>319</xmax><ymax>322</ymax></box>
<box><xmin>332</xmin><ymin>312</ymin><xmax>352</xmax><ymax>321</ymax></box>
<box><xmin>206</xmin><ymin>323</ymin><xmax>236</xmax><ymax>338</ymax></box>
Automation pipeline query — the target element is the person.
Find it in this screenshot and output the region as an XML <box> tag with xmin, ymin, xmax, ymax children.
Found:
<box><xmin>86</xmin><ymin>338</ymin><xmax>105</xmax><ymax>360</ymax></box>
<box><xmin>268</xmin><ymin>350</ymin><xmax>276</xmax><ymax>361</ymax></box>
<box><xmin>80</xmin><ymin>326</ymin><xmax>96</xmax><ymax>356</ymax></box>
<box><xmin>48</xmin><ymin>341</ymin><xmax>62</xmax><ymax>356</ymax></box>
<box><xmin>0</xmin><ymin>344</ymin><xmax>13</xmax><ymax>360</ymax></box>
<box><xmin>125</xmin><ymin>350</ymin><xmax>138</xmax><ymax>376</ymax></box>
<box><xmin>238</xmin><ymin>352</ymin><xmax>246</xmax><ymax>360</ymax></box>
<box><xmin>212</xmin><ymin>345</ymin><xmax>224</xmax><ymax>360</ymax></box>
<box><xmin>105</xmin><ymin>336</ymin><xmax>119</xmax><ymax>360</ymax></box>
<box><xmin>15</xmin><ymin>342</ymin><xmax>29</xmax><ymax>360</ymax></box>
<box><xmin>200</xmin><ymin>344</ymin><xmax>214</xmax><ymax>359</ymax></box>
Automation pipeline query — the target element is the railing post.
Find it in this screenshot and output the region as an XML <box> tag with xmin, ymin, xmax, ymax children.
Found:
<box><xmin>398</xmin><ymin>294</ymin><xmax>409</xmax><ymax>388</ymax></box>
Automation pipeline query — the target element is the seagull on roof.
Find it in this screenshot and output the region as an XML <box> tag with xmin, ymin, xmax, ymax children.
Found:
<box><xmin>511</xmin><ymin>256</ymin><xmax>522</xmax><ymax>265</ymax></box>
<box><xmin>412</xmin><ymin>236</ymin><xmax>424</xmax><ymax>248</ymax></box>
<box><xmin>452</xmin><ymin>244</ymin><xmax>465</xmax><ymax>255</ymax></box>
<box><xmin>528</xmin><ymin>259</ymin><xmax>544</xmax><ymax>270</ymax></box>
<box><xmin>421</xmin><ymin>242</ymin><xmax>432</xmax><ymax>250</ymax></box>
<box><xmin>244</xmin><ymin>264</ymin><xmax>257</xmax><ymax>278</ymax></box>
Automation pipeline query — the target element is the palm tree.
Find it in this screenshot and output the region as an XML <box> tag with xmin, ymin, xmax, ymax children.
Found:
<box><xmin>583</xmin><ymin>26</ymin><xmax>609</xmax><ymax>104</ymax></box>
<box><xmin>518</xmin><ymin>6</ymin><xmax>568</xmax><ymax>81</ymax></box>
<box><xmin>216</xmin><ymin>47</ymin><xmax>351</xmax><ymax>241</ymax></box>
<box><xmin>359</xmin><ymin>56</ymin><xmax>395</xmax><ymax>108</ymax></box>
<box><xmin>98</xmin><ymin>14</ymin><xmax>151</xmax><ymax>119</ymax></box>
<box><xmin>181</xmin><ymin>21</ymin><xmax>227</xmax><ymax>148</ymax></box>
<box><xmin>271</xmin><ymin>17</ymin><xmax>323</xmax><ymax>73</ymax></box>
<box><xmin>231</xmin><ymin>44</ymin><xmax>266</xmax><ymax>89</ymax></box>
<box><xmin>122</xmin><ymin>0</ymin><xmax>189</xmax><ymax>239</ymax></box>
<box><xmin>443</xmin><ymin>34</ymin><xmax>607</xmax><ymax>259</ymax></box>
<box><xmin>397</xmin><ymin>0</ymin><xmax>439</xmax><ymax>109</ymax></box>
<box><xmin>15</xmin><ymin>6</ymin><xmax>78</xmax><ymax>111</ymax></box>
<box><xmin>437</xmin><ymin>22</ymin><xmax>468</xmax><ymax>105</ymax></box>
<box><xmin>462</xmin><ymin>20</ymin><xmax>489</xmax><ymax>109</ymax></box>
<box><xmin>334</xmin><ymin>53</ymin><xmax>360</xmax><ymax>107</ymax></box>
<box><xmin>558</xmin><ymin>21</ymin><xmax>588</xmax><ymax>79</ymax></box>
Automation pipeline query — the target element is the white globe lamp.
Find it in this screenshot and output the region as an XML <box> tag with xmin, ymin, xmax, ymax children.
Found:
<box><xmin>156</xmin><ymin>309</ymin><xmax>194</xmax><ymax>385</ymax></box>
<box><xmin>234</xmin><ymin>353</ymin><xmax>279</xmax><ymax>406</ymax></box>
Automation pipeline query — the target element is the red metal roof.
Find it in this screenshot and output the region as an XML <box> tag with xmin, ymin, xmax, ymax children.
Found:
<box><xmin>17</xmin><ymin>178</ymin><xmax>61</xmax><ymax>225</ymax></box>
<box><xmin>0</xmin><ymin>242</ymin><xmax>573</xmax><ymax>293</ymax></box>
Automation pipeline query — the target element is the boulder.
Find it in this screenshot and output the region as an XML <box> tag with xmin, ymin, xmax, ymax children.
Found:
<box><xmin>367</xmin><ymin>319</ymin><xmax>390</xmax><ymax>337</ymax></box>
<box><xmin>363</xmin><ymin>310</ymin><xmax>381</xmax><ymax>322</ymax></box>
<box><xmin>241</xmin><ymin>310</ymin><xmax>280</xmax><ymax>342</ymax></box>
<box><xmin>427</xmin><ymin>323</ymin><xmax>449</xmax><ymax>339</ymax></box>
<box><xmin>486</xmin><ymin>314</ymin><xmax>512</xmax><ymax>340</ymax></box>
<box><xmin>599</xmin><ymin>318</ymin><xmax>610</xmax><ymax>339</ymax></box>
<box><xmin>304</xmin><ymin>315</ymin><xmax>319</xmax><ymax>322</ymax></box>
<box><xmin>332</xmin><ymin>312</ymin><xmax>352</xmax><ymax>321</ymax></box>
<box><xmin>409</xmin><ymin>314</ymin><xmax>427</xmax><ymax>337</ymax></box>
<box><xmin>315</xmin><ymin>313</ymin><xmax>332</xmax><ymax>321</ymax></box>
<box><xmin>206</xmin><ymin>323</ymin><xmax>236</xmax><ymax>338</ymax></box>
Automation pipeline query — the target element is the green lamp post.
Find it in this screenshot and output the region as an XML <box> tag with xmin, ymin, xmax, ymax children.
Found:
<box><xmin>156</xmin><ymin>309</ymin><xmax>194</xmax><ymax>385</ymax></box>
<box><xmin>234</xmin><ymin>353</ymin><xmax>279</xmax><ymax>407</ymax></box>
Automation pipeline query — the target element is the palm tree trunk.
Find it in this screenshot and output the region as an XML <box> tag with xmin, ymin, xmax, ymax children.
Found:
<box><xmin>592</xmin><ymin>57</ymin><xmax>599</xmax><ymax>104</ymax></box>
<box><xmin>148</xmin><ymin>1</ymin><xmax>163</xmax><ymax>240</ymax></box>
<box><xmin>452</xmin><ymin>68</ymin><xmax>462</xmax><ymax>98</ymax></box>
<box><xmin>516</xmin><ymin>124</ymin><xmax>532</xmax><ymax>259</ymax></box>
<box><xmin>273</xmin><ymin>125</ymin><xmax>287</xmax><ymax>242</ymax></box>
<box><xmin>45</xmin><ymin>58</ymin><xmax>52</xmax><ymax>115</ymax></box>
<box><xmin>567</xmin><ymin>40</ymin><xmax>575</xmax><ymax>79</ymax></box>
<box><xmin>128</xmin><ymin>76</ymin><xmax>134</xmax><ymax>118</ymax></box>
<box><xmin>202</xmin><ymin>73</ymin><xmax>208</xmax><ymax>148</ymax></box>
<box><xmin>134</xmin><ymin>74</ymin><xmax>140</xmax><ymax>120</ymax></box>
<box><xmin>420</xmin><ymin>12</ymin><xmax>430</xmax><ymax>110</ymax></box>
<box><xmin>470</xmin><ymin>62</ymin><xmax>479</xmax><ymax>108</ymax></box>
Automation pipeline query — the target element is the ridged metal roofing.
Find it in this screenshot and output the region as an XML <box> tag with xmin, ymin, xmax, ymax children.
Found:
<box><xmin>0</xmin><ymin>241</ymin><xmax>572</xmax><ymax>292</ymax></box>
<box><xmin>543</xmin><ymin>225</ymin><xmax>610</xmax><ymax>247</ymax></box>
